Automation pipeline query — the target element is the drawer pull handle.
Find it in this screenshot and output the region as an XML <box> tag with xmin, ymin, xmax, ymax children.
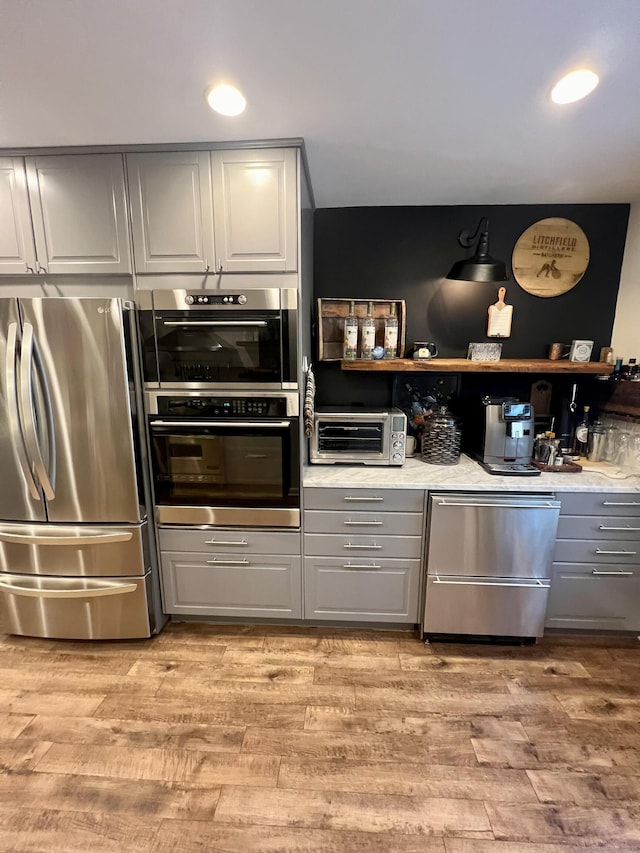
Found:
<box><xmin>592</xmin><ymin>569</ymin><xmax>634</xmax><ymax>576</ymax></box>
<box><xmin>206</xmin><ymin>558</ymin><xmax>250</xmax><ymax>566</ymax></box>
<box><xmin>602</xmin><ymin>501</ymin><xmax>640</xmax><ymax>506</ymax></box>
<box><xmin>599</xmin><ymin>526</ymin><xmax>640</xmax><ymax>532</ymax></box>
<box><xmin>343</xmin><ymin>563</ymin><xmax>381</xmax><ymax>570</ymax></box>
<box><xmin>204</xmin><ymin>539</ymin><xmax>248</xmax><ymax>546</ymax></box>
<box><xmin>343</xmin><ymin>520</ymin><xmax>383</xmax><ymax>527</ymax></box>
<box><xmin>432</xmin><ymin>574</ymin><xmax>550</xmax><ymax>589</ymax></box>
<box><xmin>343</xmin><ymin>543</ymin><xmax>382</xmax><ymax>550</ymax></box>
<box><xmin>343</xmin><ymin>496</ymin><xmax>384</xmax><ymax>503</ymax></box>
<box><xmin>594</xmin><ymin>548</ymin><xmax>637</xmax><ymax>556</ymax></box>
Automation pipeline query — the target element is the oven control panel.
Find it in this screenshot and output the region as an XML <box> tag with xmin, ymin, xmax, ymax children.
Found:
<box><xmin>184</xmin><ymin>293</ymin><xmax>247</xmax><ymax>305</ymax></box>
<box><xmin>157</xmin><ymin>395</ymin><xmax>287</xmax><ymax>418</ymax></box>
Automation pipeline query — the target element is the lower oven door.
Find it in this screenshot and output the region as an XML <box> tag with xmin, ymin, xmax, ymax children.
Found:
<box><xmin>0</xmin><ymin>572</ymin><xmax>153</xmax><ymax>639</ymax></box>
<box><xmin>149</xmin><ymin>418</ymin><xmax>300</xmax><ymax>527</ymax></box>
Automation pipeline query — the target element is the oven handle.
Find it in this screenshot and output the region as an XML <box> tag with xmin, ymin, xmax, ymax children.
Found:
<box><xmin>149</xmin><ymin>420</ymin><xmax>292</xmax><ymax>429</ymax></box>
<box><xmin>161</xmin><ymin>320</ymin><xmax>268</xmax><ymax>327</ymax></box>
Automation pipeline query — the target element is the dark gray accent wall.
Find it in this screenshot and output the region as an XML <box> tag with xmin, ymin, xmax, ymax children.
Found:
<box><xmin>313</xmin><ymin>204</ymin><xmax>629</xmax><ymax>406</ymax></box>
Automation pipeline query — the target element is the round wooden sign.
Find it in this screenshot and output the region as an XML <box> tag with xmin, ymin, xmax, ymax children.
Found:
<box><xmin>512</xmin><ymin>218</ymin><xmax>590</xmax><ymax>297</ymax></box>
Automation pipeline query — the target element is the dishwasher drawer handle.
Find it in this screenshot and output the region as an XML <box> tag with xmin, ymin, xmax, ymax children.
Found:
<box><xmin>206</xmin><ymin>558</ymin><xmax>250</xmax><ymax>566</ymax></box>
<box><xmin>594</xmin><ymin>548</ymin><xmax>637</xmax><ymax>556</ymax></box>
<box><xmin>599</xmin><ymin>525</ymin><xmax>640</xmax><ymax>532</ymax></box>
<box><xmin>342</xmin><ymin>520</ymin><xmax>383</xmax><ymax>527</ymax></box>
<box><xmin>432</xmin><ymin>574</ymin><xmax>550</xmax><ymax>589</ymax></box>
<box><xmin>592</xmin><ymin>569</ymin><xmax>634</xmax><ymax>576</ymax></box>
<box><xmin>343</xmin><ymin>496</ymin><xmax>384</xmax><ymax>503</ymax></box>
<box><xmin>344</xmin><ymin>563</ymin><xmax>381</xmax><ymax>570</ymax></box>
<box><xmin>0</xmin><ymin>531</ymin><xmax>133</xmax><ymax>546</ymax></box>
<box><xmin>343</xmin><ymin>543</ymin><xmax>382</xmax><ymax>550</ymax></box>
<box><xmin>0</xmin><ymin>580</ymin><xmax>137</xmax><ymax>598</ymax></box>
<box><xmin>437</xmin><ymin>500</ymin><xmax>557</xmax><ymax>509</ymax></box>
<box><xmin>204</xmin><ymin>539</ymin><xmax>248</xmax><ymax>546</ymax></box>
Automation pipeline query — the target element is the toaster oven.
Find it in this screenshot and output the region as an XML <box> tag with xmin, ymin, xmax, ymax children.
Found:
<box><xmin>310</xmin><ymin>408</ymin><xmax>407</xmax><ymax>466</ymax></box>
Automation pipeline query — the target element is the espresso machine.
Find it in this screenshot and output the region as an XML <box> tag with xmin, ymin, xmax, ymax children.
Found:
<box><xmin>480</xmin><ymin>397</ymin><xmax>540</xmax><ymax>476</ymax></box>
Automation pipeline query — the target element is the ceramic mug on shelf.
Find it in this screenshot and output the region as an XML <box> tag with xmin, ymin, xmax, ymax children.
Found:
<box><xmin>412</xmin><ymin>342</ymin><xmax>439</xmax><ymax>360</ymax></box>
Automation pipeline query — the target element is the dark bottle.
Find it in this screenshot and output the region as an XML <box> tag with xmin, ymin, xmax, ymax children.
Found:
<box><xmin>573</xmin><ymin>405</ymin><xmax>590</xmax><ymax>457</ymax></box>
<box><xmin>628</xmin><ymin>358</ymin><xmax>638</xmax><ymax>380</ymax></box>
<box><xmin>612</xmin><ymin>358</ymin><xmax>623</xmax><ymax>380</ymax></box>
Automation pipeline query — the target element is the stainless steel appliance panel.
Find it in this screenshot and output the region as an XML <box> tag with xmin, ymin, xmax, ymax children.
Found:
<box><xmin>20</xmin><ymin>298</ymin><xmax>142</xmax><ymax>523</ymax></box>
<box><xmin>157</xmin><ymin>505</ymin><xmax>300</xmax><ymax>528</ymax></box>
<box><xmin>0</xmin><ymin>572</ymin><xmax>152</xmax><ymax>639</ymax></box>
<box><xmin>0</xmin><ymin>522</ymin><xmax>149</xmax><ymax>577</ymax></box>
<box><xmin>427</xmin><ymin>494</ymin><xmax>560</xmax><ymax>580</ymax></box>
<box><xmin>0</xmin><ymin>299</ymin><xmax>46</xmax><ymax>522</ymax></box>
<box><xmin>423</xmin><ymin>574</ymin><xmax>550</xmax><ymax>637</ymax></box>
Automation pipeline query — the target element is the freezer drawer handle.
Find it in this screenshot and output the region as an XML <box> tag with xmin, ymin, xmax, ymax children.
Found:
<box><xmin>432</xmin><ymin>574</ymin><xmax>550</xmax><ymax>589</ymax></box>
<box><xmin>437</xmin><ymin>499</ymin><xmax>557</xmax><ymax>509</ymax></box>
<box><xmin>343</xmin><ymin>520</ymin><xmax>383</xmax><ymax>527</ymax></box>
<box><xmin>599</xmin><ymin>525</ymin><xmax>640</xmax><ymax>532</ymax></box>
<box><xmin>0</xmin><ymin>580</ymin><xmax>137</xmax><ymax>598</ymax></box>
<box><xmin>343</xmin><ymin>496</ymin><xmax>384</xmax><ymax>503</ymax></box>
<box><xmin>592</xmin><ymin>569</ymin><xmax>634</xmax><ymax>576</ymax></box>
<box><xmin>204</xmin><ymin>539</ymin><xmax>248</xmax><ymax>546</ymax></box>
<box><xmin>206</xmin><ymin>558</ymin><xmax>250</xmax><ymax>566</ymax></box>
<box><xmin>602</xmin><ymin>501</ymin><xmax>640</xmax><ymax>506</ymax></box>
<box><xmin>343</xmin><ymin>543</ymin><xmax>382</xmax><ymax>550</ymax></box>
<box><xmin>0</xmin><ymin>531</ymin><xmax>134</xmax><ymax>546</ymax></box>
<box><xmin>594</xmin><ymin>548</ymin><xmax>637</xmax><ymax>556</ymax></box>
<box><xmin>343</xmin><ymin>563</ymin><xmax>381</xmax><ymax>569</ymax></box>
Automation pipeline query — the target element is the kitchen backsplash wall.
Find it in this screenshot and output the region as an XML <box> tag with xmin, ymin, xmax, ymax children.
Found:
<box><xmin>313</xmin><ymin>203</ymin><xmax>629</xmax><ymax>406</ymax></box>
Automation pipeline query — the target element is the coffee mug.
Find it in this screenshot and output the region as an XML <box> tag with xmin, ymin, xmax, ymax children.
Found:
<box><xmin>413</xmin><ymin>342</ymin><xmax>438</xmax><ymax>360</ymax></box>
<box><xmin>548</xmin><ymin>343</ymin><xmax>570</xmax><ymax>360</ymax></box>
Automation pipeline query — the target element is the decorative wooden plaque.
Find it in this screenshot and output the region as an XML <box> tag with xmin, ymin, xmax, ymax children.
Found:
<box><xmin>512</xmin><ymin>218</ymin><xmax>590</xmax><ymax>297</ymax></box>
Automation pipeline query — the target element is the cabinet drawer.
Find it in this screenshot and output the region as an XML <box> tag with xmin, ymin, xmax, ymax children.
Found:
<box><xmin>160</xmin><ymin>551</ymin><xmax>301</xmax><ymax>618</ymax></box>
<box><xmin>304</xmin><ymin>488</ymin><xmax>424</xmax><ymax>514</ymax></box>
<box><xmin>158</xmin><ymin>528</ymin><xmax>301</xmax><ymax>556</ymax></box>
<box><xmin>304</xmin><ymin>556</ymin><xmax>420</xmax><ymax>623</ymax></box>
<box><xmin>553</xmin><ymin>539</ymin><xmax>640</xmax><ymax>565</ymax></box>
<box><xmin>304</xmin><ymin>533</ymin><xmax>422</xmax><ymax>559</ymax></box>
<box><xmin>303</xmin><ymin>510</ymin><xmax>423</xmax><ymax>537</ymax></box>
<box><xmin>557</xmin><ymin>516</ymin><xmax>640</xmax><ymax>541</ymax></box>
<box><xmin>559</xmin><ymin>493</ymin><xmax>640</xmax><ymax>517</ymax></box>
<box><xmin>546</xmin><ymin>562</ymin><xmax>640</xmax><ymax>631</ymax></box>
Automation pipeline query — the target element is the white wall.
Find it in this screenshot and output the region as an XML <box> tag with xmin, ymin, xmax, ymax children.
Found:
<box><xmin>612</xmin><ymin>202</ymin><xmax>640</xmax><ymax>361</ymax></box>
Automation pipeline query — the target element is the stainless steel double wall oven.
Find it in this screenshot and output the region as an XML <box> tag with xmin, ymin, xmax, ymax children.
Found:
<box><xmin>139</xmin><ymin>289</ymin><xmax>300</xmax><ymax>528</ymax></box>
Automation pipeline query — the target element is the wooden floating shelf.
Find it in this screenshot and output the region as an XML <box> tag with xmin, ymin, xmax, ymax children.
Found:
<box><xmin>340</xmin><ymin>358</ymin><xmax>614</xmax><ymax>375</ymax></box>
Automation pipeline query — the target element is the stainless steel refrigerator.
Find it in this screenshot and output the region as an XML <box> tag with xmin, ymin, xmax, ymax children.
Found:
<box><xmin>0</xmin><ymin>297</ymin><xmax>165</xmax><ymax>639</ymax></box>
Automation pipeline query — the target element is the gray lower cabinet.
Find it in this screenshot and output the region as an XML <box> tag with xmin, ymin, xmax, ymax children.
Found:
<box><xmin>159</xmin><ymin>528</ymin><xmax>302</xmax><ymax>618</ymax></box>
<box><xmin>303</xmin><ymin>487</ymin><xmax>425</xmax><ymax>624</ymax></box>
<box><xmin>546</xmin><ymin>491</ymin><xmax>640</xmax><ymax>631</ymax></box>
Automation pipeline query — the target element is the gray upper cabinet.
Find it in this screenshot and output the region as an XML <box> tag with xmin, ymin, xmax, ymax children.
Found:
<box><xmin>25</xmin><ymin>154</ymin><xmax>132</xmax><ymax>274</ymax></box>
<box><xmin>211</xmin><ymin>148</ymin><xmax>298</xmax><ymax>273</ymax></box>
<box><xmin>0</xmin><ymin>157</ymin><xmax>37</xmax><ymax>274</ymax></box>
<box><xmin>126</xmin><ymin>151</ymin><xmax>215</xmax><ymax>274</ymax></box>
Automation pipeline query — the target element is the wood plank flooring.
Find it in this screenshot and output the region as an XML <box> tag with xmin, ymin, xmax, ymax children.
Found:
<box><xmin>1</xmin><ymin>622</ymin><xmax>639</xmax><ymax>852</ymax></box>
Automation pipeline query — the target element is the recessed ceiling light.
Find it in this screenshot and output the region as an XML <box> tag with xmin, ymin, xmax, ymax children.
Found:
<box><xmin>550</xmin><ymin>69</ymin><xmax>599</xmax><ymax>105</ymax></box>
<box><xmin>205</xmin><ymin>83</ymin><xmax>246</xmax><ymax>116</ymax></box>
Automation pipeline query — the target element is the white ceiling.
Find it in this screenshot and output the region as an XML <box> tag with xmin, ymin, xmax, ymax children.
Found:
<box><xmin>1</xmin><ymin>0</ymin><xmax>639</xmax><ymax>207</ymax></box>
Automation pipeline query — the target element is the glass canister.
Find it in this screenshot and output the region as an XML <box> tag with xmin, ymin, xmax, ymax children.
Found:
<box><xmin>420</xmin><ymin>405</ymin><xmax>462</xmax><ymax>465</ymax></box>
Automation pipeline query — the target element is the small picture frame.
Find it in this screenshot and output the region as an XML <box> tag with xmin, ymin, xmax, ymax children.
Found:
<box><xmin>569</xmin><ymin>340</ymin><xmax>594</xmax><ymax>362</ymax></box>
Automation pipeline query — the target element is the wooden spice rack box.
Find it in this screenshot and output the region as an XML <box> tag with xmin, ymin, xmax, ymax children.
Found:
<box><xmin>316</xmin><ymin>298</ymin><xmax>407</xmax><ymax>361</ymax></box>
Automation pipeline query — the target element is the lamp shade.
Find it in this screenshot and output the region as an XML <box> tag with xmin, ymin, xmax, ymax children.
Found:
<box><xmin>446</xmin><ymin>217</ymin><xmax>508</xmax><ymax>282</ymax></box>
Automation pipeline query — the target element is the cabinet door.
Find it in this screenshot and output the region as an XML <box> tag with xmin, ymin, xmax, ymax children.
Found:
<box><xmin>126</xmin><ymin>151</ymin><xmax>215</xmax><ymax>273</ymax></box>
<box><xmin>26</xmin><ymin>154</ymin><xmax>131</xmax><ymax>274</ymax></box>
<box><xmin>545</xmin><ymin>562</ymin><xmax>640</xmax><ymax>631</ymax></box>
<box><xmin>212</xmin><ymin>148</ymin><xmax>297</xmax><ymax>272</ymax></box>
<box><xmin>0</xmin><ymin>157</ymin><xmax>37</xmax><ymax>274</ymax></box>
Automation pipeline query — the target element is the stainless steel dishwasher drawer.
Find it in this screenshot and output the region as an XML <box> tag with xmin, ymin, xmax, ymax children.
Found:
<box><xmin>423</xmin><ymin>574</ymin><xmax>550</xmax><ymax>637</ymax></box>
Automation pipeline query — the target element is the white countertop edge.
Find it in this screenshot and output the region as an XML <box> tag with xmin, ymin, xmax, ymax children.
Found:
<box><xmin>302</xmin><ymin>456</ymin><xmax>640</xmax><ymax>493</ymax></box>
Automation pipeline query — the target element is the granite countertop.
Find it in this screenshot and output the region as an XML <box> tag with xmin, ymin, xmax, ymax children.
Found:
<box><xmin>303</xmin><ymin>455</ymin><xmax>640</xmax><ymax>493</ymax></box>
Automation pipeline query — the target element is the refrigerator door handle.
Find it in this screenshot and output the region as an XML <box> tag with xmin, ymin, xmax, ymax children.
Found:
<box><xmin>0</xmin><ymin>579</ymin><xmax>138</xmax><ymax>598</ymax></box>
<box><xmin>19</xmin><ymin>323</ymin><xmax>55</xmax><ymax>500</ymax></box>
<box><xmin>0</xmin><ymin>530</ymin><xmax>134</xmax><ymax>546</ymax></box>
<box><xmin>31</xmin><ymin>326</ymin><xmax>57</xmax><ymax>494</ymax></box>
<box><xmin>5</xmin><ymin>323</ymin><xmax>41</xmax><ymax>500</ymax></box>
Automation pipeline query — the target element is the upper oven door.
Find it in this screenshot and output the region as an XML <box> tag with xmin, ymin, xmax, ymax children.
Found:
<box><xmin>148</xmin><ymin>418</ymin><xmax>300</xmax><ymax>512</ymax></box>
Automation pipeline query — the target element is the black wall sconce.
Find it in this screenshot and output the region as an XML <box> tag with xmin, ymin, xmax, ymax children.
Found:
<box><xmin>446</xmin><ymin>217</ymin><xmax>508</xmax><ymax>282</ymax></box>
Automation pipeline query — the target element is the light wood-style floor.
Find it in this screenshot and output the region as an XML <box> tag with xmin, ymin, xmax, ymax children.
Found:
<box><xmin>1</xmin><ymin>621</ymin><xmax>640</xmax><ymax>852</ymax></box>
